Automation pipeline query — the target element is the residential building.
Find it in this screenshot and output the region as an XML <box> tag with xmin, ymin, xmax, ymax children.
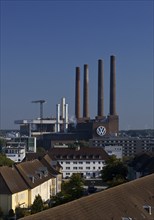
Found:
<box><xmin>0</xmin><ymin>166</ymin><xmax>28</xmax><ymax>214</ymax></box>
<box><xmin>0</xmin><ymin>158</ymin><xmax>62</xmax><ymax>215</ymax></box>
<box><xmin>15</xmin><ymin>159</ymin><xmax>57</xmax><ymax>204</ymax></box>
<box><xmin>48</xmin><ymin>147</ymin><xmax>109</xmax><ymax>179</ymax></box>
<box><xmin>3</xmin><ymin>144</ymin><xmax>26</xmax><ymax>162</ymax></box>
<box><xmin>24</xmin><ymin>152</ymin><xmax>63</xmax><ymax>194</ymax></box>
<box><xmin>41</xmin><ymin>154</ymin><xmax>62</xmax><ymax>194</ymax></box>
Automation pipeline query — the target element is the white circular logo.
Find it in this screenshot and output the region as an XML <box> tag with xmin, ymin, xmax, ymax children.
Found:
<box><xmin>96</xmin><ymin>126</ymin><xmax>106</xmax><ymax>136</ymax></box>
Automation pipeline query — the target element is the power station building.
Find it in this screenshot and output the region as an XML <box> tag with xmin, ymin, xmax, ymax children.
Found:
<box><xmin>72</xmin><ymin>55</ymin><xmax>119</xmax><ymax>138</ymax></box>
<box><xmin>14</xmin><ymin>55</ymin><xmax>154</xmax><ymax>156</ymax></box>
<box><xmin>15</xmin><ymin>55</ymin><xmax>119</xmax><ymax>140</ymax></box>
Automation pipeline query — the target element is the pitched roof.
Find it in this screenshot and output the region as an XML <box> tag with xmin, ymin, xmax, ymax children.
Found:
<box><xmin>15</xmin><ymin>159</ymin><xmax>54</xmax><ymax>188</ymax></box>
<box><xmin>41</xmin><ymin>154</ymin><xmax>61</xmax><ymax>175</ymax></box>
<box><xmin>48</xmin><ymin>147</ymin><xmax>109</xmax><ymax>160</ymax></box>
<box><xmin>20</xmin><ymin>174</ymin><xmax>154</xmax><ymax>220</ymax></box>
<box><xmin>0</xmin><ymin>166</ymin><xmax>28</xmax><ymax>194</ymax></box>
<box><xmin>24</xmin><ymin>152</ymin><xmax>46</xmax><ymax>161</ymax></box>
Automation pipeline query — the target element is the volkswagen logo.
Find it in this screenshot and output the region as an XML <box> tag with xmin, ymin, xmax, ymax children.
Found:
<box><xmin>96</xmin><ymin>126</ymin><xmax>106</xmax><ymax>136</ymax></box>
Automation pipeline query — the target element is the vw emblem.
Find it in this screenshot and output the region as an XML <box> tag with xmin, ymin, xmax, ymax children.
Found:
<box><xmin>96</xmin><ymin>126</ymin><xmax>106</xmax><ymax>136</ymax></box>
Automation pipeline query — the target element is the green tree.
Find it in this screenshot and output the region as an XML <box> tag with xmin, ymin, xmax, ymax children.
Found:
<box><xmin>101</xmin><ymin>155</ymin><xmax>128</xmax><ymax>187</ymax></box>
<box><xmin>0</xmin><ymin>153</ymin><xmax>14</xmax><ymax>167</ymax></box>
<box><xmin>62</xmin><ymin>173</ymin><xmax>84</xmax><ymax>199</ymax></box>
<box><xmin>50</xmin><ymin>173</ymin><xmax>85</xmax><ymax>207</ymax></box>
<box><xmin>31</xmin><ymin>194</ymin><xmax>44</xmax><ymax>214</ymax></box>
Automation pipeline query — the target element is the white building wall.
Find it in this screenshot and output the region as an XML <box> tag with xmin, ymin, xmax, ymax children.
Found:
<box><xmin>5</xmin><ymin>148</ymin><xmax>26</xmax><ymax>162</ymax></box>
<box><xmin>30</xmin><ymin>179</ymin><xmax>52</xmax><ymax>204</ymax></box>
<box><xmin>104</xmin><ymin>145</ymin><xmax>123</xmax><ymax>159</ymax></box>
<box><xmin>58</xmin><ymin>160</ymin><xmax>106</xmax><ymax>178</ymax></box>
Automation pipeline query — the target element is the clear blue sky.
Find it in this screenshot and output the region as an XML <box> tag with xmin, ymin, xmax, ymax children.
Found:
<box><xmin>0</xmin><ymin>0</ymin><xmax>153</xmax><ymax>130</ymax></box>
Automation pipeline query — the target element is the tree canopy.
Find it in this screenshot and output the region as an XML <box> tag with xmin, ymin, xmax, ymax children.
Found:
<box><xmin>31</xmin><ymin>194</ymin><xmax>44</xmax><ymax>214</ymax></box>
<box><xmin>0</xmin><ymin>153</ymin><xmax>14</xmax><ymax>167</ymax></box>
<box><xmin>101</xmin><ymin>155</ymin><xmax>128</xmax><ymax>187</ymax></box>
<box><xmin>50</xmin><ymin>173</ymin><xmax>85</xmax><ymax>207</ymax></box>
<box><xmin>62</xmin><ymin>173</ymin><xmax>85</xmax><ymax>199</ymax></box>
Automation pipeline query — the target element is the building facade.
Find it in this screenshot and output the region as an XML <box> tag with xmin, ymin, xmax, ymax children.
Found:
<box><xmin>89</xmin><ymin>137</ymin><xmax>154</xmax><ymax>157</ymax></box>
<box><xmin>48</xmin><ymin>147</ymin><xmax>109</xmax><ymax>179</ymax></box>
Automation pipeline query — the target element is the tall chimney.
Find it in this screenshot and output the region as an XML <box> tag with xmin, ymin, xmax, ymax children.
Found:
<box><xmin>83</xmin><ymin>64</ymin><xmax>89</xmax><ymax>118</ymax></box>
<box><xmin>97</xmin><ymin>59</ymin><xmax>104</xmax><ymax>118</ymax></box>
<box><xmin>110</xmin><ymin>55</ymin><xmax>116</xmax><ymax>115</ymax></box>
<box><xmin>61</xmin><ymin>97</ymin><xmax>65</xmax><ymax>119</ymax></box>
<box><xmin>75</xmin><ymin>67</ymin><xmax>80</xmax><ymax>119</ymax></box>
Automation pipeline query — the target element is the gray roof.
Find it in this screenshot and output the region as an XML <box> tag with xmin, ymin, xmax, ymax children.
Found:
<box><xmin>48</xmin><ymin>147</ymin><xmax>109</xmax><ymax>160</ymax></box>
<box><xmin>0</xmin><ymin>166</ymin><xmax>28</xmax><ymax>194</ymax></box>
<box><xmin>15</xmin><ymin>159</ymin><xmax>54</xmax><ymax>189</ymax></box>
<box><xmin>20</xmin><ymin>174</ymin><xmax>154</xmax><ymax>220</ymax></box>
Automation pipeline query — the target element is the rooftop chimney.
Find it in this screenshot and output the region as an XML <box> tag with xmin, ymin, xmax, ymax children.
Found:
<box><xmin>110</xmin><ymin>55</ymin><xmax>116</xmax><ymax>115</ymax></box>
<box><xmin>83</xmin><ymin>64</ymin><xmax>89</xmax><ymax>118</ymax></box>
<box><xmin>97</xmin><ymin>59</ymin><xmax>104</xmax><ymax>118</ymax></box>
<box><xmin>75</xmin><ymin>67</ymin><xmax>80</xmax><ymax>119</ymax></box>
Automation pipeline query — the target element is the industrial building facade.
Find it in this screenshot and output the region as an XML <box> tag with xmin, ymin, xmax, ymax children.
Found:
<box><xmin>13</xmin><ymin>55</ymin><xmax>154</xmax><ymax>158</ymax></box>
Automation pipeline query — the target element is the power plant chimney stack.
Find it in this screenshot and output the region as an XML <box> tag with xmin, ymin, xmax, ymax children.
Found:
<box><xmin>97</xmin><ymin>59</ymin><xmax>104</xmax><ymax>118</ymax></box>
<box><xmin>110</xmin><ymin>55</ymin><xmax>116</xmax><ymax>115</ymax></box>
<box><xmin>75</xmin><ymin>67</ymin><xmax>80</xmax><ymax>120</ymax></box>
<box><xmin>83</xmin><ymin>64</ymin><xmax>89</xmax><ymax>118</ymax></box>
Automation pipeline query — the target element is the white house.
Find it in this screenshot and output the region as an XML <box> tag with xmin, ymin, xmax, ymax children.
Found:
<box><xmin>4</xmin><ymin>145</ymin><xmax>26</xmax><ymax>162</ymax></box>
<box><xmin>15</xmin><ymin>159</ymin><xmax>57</xmax><ymax>204</ymax></box>
<box><xmin>48</xmin><ymin>147</ymin><xmax>109</xmax><ymax>179</ymax></box>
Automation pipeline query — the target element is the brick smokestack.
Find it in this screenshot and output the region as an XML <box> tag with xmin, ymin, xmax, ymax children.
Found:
<box><xmin>83</xmin><ymin>64</ymin><xmax>89</xmax><ymax>118</ymax></box>
<box><xmin>75</xmin><ymin>67</ymin><xmax>80</xmax><ymax>119</ymax></box>
<box><xmin>110</xmin><ymin>55</ymin><xmax>116</xmax><ymax>115</ymax></box>
<box><xmin>97</xmin><ymin>59</ymin><xmax>104</xmax><ymax>118</ymax></box>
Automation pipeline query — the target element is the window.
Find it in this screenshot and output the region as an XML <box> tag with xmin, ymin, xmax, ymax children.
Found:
<box><xmin>86</xmin><ymin>161</ymin><xmax>90</xmax><ymax>164</ymax></box>
<box><xmin>93</xmin><ymin>161</ymin><xmax>95</xmax><ymax>164</ymax></box>
<box><xmin>66</xmin><ymin>173</ymin><xmax>70</xmax><ymax>175</ymax></box>
<box><xmin>66</xmin><ymin>167</ymin><xmax>70</xmax><ymax>170</ymax></box>
<box><xmin>61</xmin><ymin>161</ymin><xmax>63</xmax><ymax>164</ymax></box>
<box><xmin>73</xmin><ymin>167</ymin><xmax>77</xmax><ymax>170</ymax></box>
<box><xmin>79</xmin><ymin>167</ymin><xmax>83</xmax><ymax>170</ymax></box>
<box><xmin>66</xmin><ymin>161</ymin><xmax>70</xmax><ymax>164</ymax></box>
<box><xmin>79</xmin><ymin>161</ymin><xmax>83</xmax><ymax>164</ymax></box>
<box><xmin>93</xmin><ymin>167</ymin><xmax>95</xmax><ymax>170</ymax></box>
<box><xmin>73</xmin><ymin>161</ymin><xmax>77</xmax><ymax>164</ymax></box>
<box><xmin>86</xmin><ymin>167</ymin><xmax>90</xmax><ymax>170</ymax></box>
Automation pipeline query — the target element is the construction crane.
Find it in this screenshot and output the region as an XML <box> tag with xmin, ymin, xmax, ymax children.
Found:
<box><xmin>31</xmin><ymin>100</ymin><xmax>46</xmax><ymax>134</ymax></box>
